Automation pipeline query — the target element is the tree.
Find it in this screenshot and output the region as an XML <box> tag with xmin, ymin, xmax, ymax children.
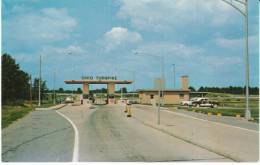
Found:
<box><xmin>58</xmin><ymin>88</ymin><xmax>64</xmax><ymax>93</ymax></box>
<box><xmin>76</xmin><ymin>88</ymin><xmax>82</xmax><ymax>94</ymax></box>
<box><xmin>2</xmin><ymin>53</ymin><xmax>30</xmax><ymax>104</ymax></box>
<box><xmin>32</xmin><ymin>78</ymin><xmax>48</xmax><ymax>101</ymax></box>
<box><xmin>188</xmin><ymin>86</ymin><xmax>196</xmax><ymax>92</ymax></box>
<box><xmin>122</xmin><ymin>87</ymin><xmax>127</xmax><ymax>93</ymax></box>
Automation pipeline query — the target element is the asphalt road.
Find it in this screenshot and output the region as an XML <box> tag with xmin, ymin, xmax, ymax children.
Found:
<box><xmin>2</xmin><ymin>110</ymin><xmax>74</xmax><ymax>162</ymax></box>
<box><xmin>4</xmin><ymin>103</ymin><xmax>257</xmax><ymax>162</ymax></box>
<box><xmin>58</xmin><ymin>104</ymin><xmax>232</xmax><ymax>162</ymax></box>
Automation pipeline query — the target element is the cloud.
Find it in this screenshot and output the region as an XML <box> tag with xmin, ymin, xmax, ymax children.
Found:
<box><xmin>215</xmin><ymin>35</ymin><xmax>259</xmax><ymax>54</ymax></box>
<box><xmin>133</xmin><ymin>42</ymin><xmax>204</xmax><ymax>60</ymax></box>
<box><xmin>43</xmin><ymin>45</ymin><xmax>87</xmax><ymax>57</ymax></box>
<box><xmin>215</xmin><ymin>37</ymin><xmax>243</xmax><ymax>48</ymax></box>
<box><xmin>116</xmin><ymin>0</ymin><xmax>238</xmax><ymax>32</ymax></box>
<box><xmin>129</xmin><ymin>41</ymin><xmax>244</xmax><ymax>78</ymax></box>
<box><xmin>102</xmin><ymin>27</ymin><xmax>142</xmax><ymax>51</ymax></box>
<box><xmin>3</xmin><ymin>7</ymin><xmax>77</xmax><ymax>47</ymax></box>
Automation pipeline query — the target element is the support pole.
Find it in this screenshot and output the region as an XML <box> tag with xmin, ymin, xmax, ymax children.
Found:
<box><xmin>38</xmin><ymin>55</ymin><xmax>41</xmax><ymax>107</ymax></box>
<box><xmin>29</xmin><ymin>75</ymin><xmax>32</xmax><ymax>108</ymax></box>
<box><xmin>245</xmin><ymin>0</ymin><xmax>251</xmax><ymax>119</ymax></box>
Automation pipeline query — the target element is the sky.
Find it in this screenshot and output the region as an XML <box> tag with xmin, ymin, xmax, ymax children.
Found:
<box><xmin>2</xmin><ymin>0</ymin><xmax>259</xmax><ymax>91</ymax></box>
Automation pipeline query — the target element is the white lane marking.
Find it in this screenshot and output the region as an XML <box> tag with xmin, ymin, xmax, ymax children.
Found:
<box><xmin>134</xmin><ymin>105</ymin><xmax>258</xmax><ymax>134</ymax></box>
<box><xmin>164</xmin><ymin>109</ymin><xmax>259</xmax><ymax>134</ymax></box>
<box><xmin>56</xmin><ymin>110</ymin><xmax>79</xmax><ymax>162</ymax></box>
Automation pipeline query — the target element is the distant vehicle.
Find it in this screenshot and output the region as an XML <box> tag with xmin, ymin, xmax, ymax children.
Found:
<box><xmin>65</xmin><ymin>97</ymin><xmax>74</xmax><ymax>103</ymax></box>
<box><xmin>180</xmin><ymin>98</ymin><xmax>198</xmax><ymax>106</ymax></box>
<box><xmin>192</xmin><ymin>98</ymin><xmax>218</xmax><ymax>108</ymax></box>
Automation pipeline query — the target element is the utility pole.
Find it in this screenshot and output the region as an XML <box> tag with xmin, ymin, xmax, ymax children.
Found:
<box><xmin>38</xmin><ymin>55</ymin><xmax>41</xmax><ymax>107</ymax></box>
<box><xmin>244</xmin><ymin>0</ymin><xmax>250</xmax><ymax>119</ymax></box>
<box><xmin>222</xmin><ymin>0</ymin><xmax>251</xmax><ymax>119</ymax></box>
<box><xmin>29</xmin><ymin>74</ymin><xmax>32</xmax><ymax>108</ymax></box>
<box><xmin>173</xmin><ymin>64</ymin><xmax>176</xmax><ymax>89</ymax></box>
<box><xmin>53</xmin><ymin>69</ymin><xmax>56</xmax><ymax>105</ymax></box>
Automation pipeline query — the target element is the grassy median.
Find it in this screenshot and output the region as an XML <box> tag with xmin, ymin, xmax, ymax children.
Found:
<box><xmin>176</xmin><ymin>107</ymin><xmax>259</xmax><ymax>122</ymax></box>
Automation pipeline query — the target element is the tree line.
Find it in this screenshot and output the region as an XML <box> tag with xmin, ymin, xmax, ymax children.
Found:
<box><xmin>2</xmin><ymin>53</ymin><xmax>86</xmax><ymax>105</ymax></box>
<box><xmin>2</xmin><ymin>54</ymin><xmax>50</xmax><ymax>104</ymax></box>
<box><xmin>189</xmin><ymin>86</ymin><xmax>259</xmax><ymax>95</ymax></box>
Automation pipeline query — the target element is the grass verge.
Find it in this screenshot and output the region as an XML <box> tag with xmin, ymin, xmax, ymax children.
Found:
<box><xmin>2</xmin><ymin>100</ymin><xmax>57</xmax><ymax>128</ymax></box>
<box><xmin>2</xmin><ymin>104</ymin><xmax>33</xmax><ymax>128</ymax></box>
<box><xmin>178</xmin><ymin>106</ymin><xmax>259</xmax><ymax>122</ymax></box>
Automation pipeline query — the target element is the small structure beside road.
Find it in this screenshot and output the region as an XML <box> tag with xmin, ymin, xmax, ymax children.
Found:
<box><xmin>137</xmin><ymin>76</ymin><xmax>190</xmax><ymax>105</ymax></box>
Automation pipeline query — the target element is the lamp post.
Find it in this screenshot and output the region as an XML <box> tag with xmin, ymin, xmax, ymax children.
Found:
<box><xmin>29</xmin><ymin>74</ymin><xmax>32</xmax><ymax>108</ymax></box>
<box><xmin>221</xmin><ymin>0</ymin><xmax>251</xmax><ymax>119</ymax></box>
<box><xmin>173</xmin><ymin>64</ymin><xmax>176</xmax><ymax>89</ymax></box>
<box><xmin>134</xmin><ymin>51</ymin><xmax>165</xmax><ymax>125</ymax></box>
<box><xmin>38</xmin><ymin>55</ymin><xmax>42</xmax><ymax>107</ymax></box>
<box><xmin>53</xmin><ymin>69</ymin><xmax>56</xmax><ymax>105</ymax></box>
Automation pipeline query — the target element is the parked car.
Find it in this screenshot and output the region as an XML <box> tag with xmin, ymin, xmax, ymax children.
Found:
<box><xmin>192</xmin><ymin>98</ymin><xmax>218</xmax><ymax>108</ymax></box>
<box><xmin>181</xmin><ymin>98</ymin><xmax>198</xmax><ymax>106</ymax></box>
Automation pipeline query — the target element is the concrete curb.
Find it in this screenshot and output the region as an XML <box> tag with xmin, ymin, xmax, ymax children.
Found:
<box><xmin>35</xmin><ymin>104</ymin><xmax>67</xmax><ymax>111</ymax></box>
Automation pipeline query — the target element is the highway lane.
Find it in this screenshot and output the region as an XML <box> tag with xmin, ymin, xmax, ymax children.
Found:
<box><xmin>58</xmin><ymin>104</ymin><xmax>232</xmax><ymax>162</ymax></box>
<box><xmin>2</xmin><ymin>110</ymin><xmax>74</xmax><ymax>162</ymax></box>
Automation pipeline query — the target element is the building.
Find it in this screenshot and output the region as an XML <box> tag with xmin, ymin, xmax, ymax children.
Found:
<box><xmin>138</xmin><ymin>76</ymin><xmax>190</xmax><ymax>105</ymax></box>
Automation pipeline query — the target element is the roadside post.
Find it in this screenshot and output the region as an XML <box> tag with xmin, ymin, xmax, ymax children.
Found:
<box><xmin>126</xmin><ymin>100</ymin><xmax>132</xmax><ymax>117</ymax></box>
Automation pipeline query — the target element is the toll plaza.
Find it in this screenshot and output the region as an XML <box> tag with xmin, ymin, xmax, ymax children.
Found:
<box><xmin>64</xmin><ymin>76</ymin><xmax>132</xmax><ymax>104</ymax></box>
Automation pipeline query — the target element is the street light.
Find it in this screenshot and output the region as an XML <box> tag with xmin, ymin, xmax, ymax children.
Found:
<box><xmin>221</xmin><ymin>0</ymin><xmax>251</xmax><ymax>119</ymax></box>
<box><xmin>38</xmin><ymin>55</ymin><xmax>42</xmax><ymax>107</ymax></box>
<box><xmin>134</xmin><ymin>51</ymin><xmax>165</xmax><ymax>125</ymax></box>
<box><xmin>172</xmin><ymin>64</ymin><xmax>176</xmax><ymax>89</ymax></box>
<box><xmin>53</xmin><ymin>68</ymin><xmax>56</xmax><ymax>105</ymax></box>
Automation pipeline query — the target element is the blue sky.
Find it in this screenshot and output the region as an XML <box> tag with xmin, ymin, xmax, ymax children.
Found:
<box><xmin>2</xmin><ymin>0</ymin><xmax>259</xmax><ymax>91</ymax></box>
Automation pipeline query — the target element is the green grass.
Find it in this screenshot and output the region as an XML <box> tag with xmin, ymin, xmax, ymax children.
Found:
<box><xmin>2</xmin><ymin>104</ymin><xmax>33</xmax><ymax>128</ymax></box>
<box><xmin>177</xmin><ymin>106</ymin><xmax>259</xmax><ymax>122</ymax></box>
<box><xmin>186</xmin><ymin>93</ymin><xmax>259</xmax><ymax>122</ymax></box>
<box><xmin>2</xmin><ymin>100</ymin><xmax>58</xmax><ymax>128</ymax></box>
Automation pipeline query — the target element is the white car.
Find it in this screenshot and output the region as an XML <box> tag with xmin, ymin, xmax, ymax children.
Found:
<box><xmin>181</xmin><ymin>98</ymin><xmax>198</xmax><ymax>106</ymax></box>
